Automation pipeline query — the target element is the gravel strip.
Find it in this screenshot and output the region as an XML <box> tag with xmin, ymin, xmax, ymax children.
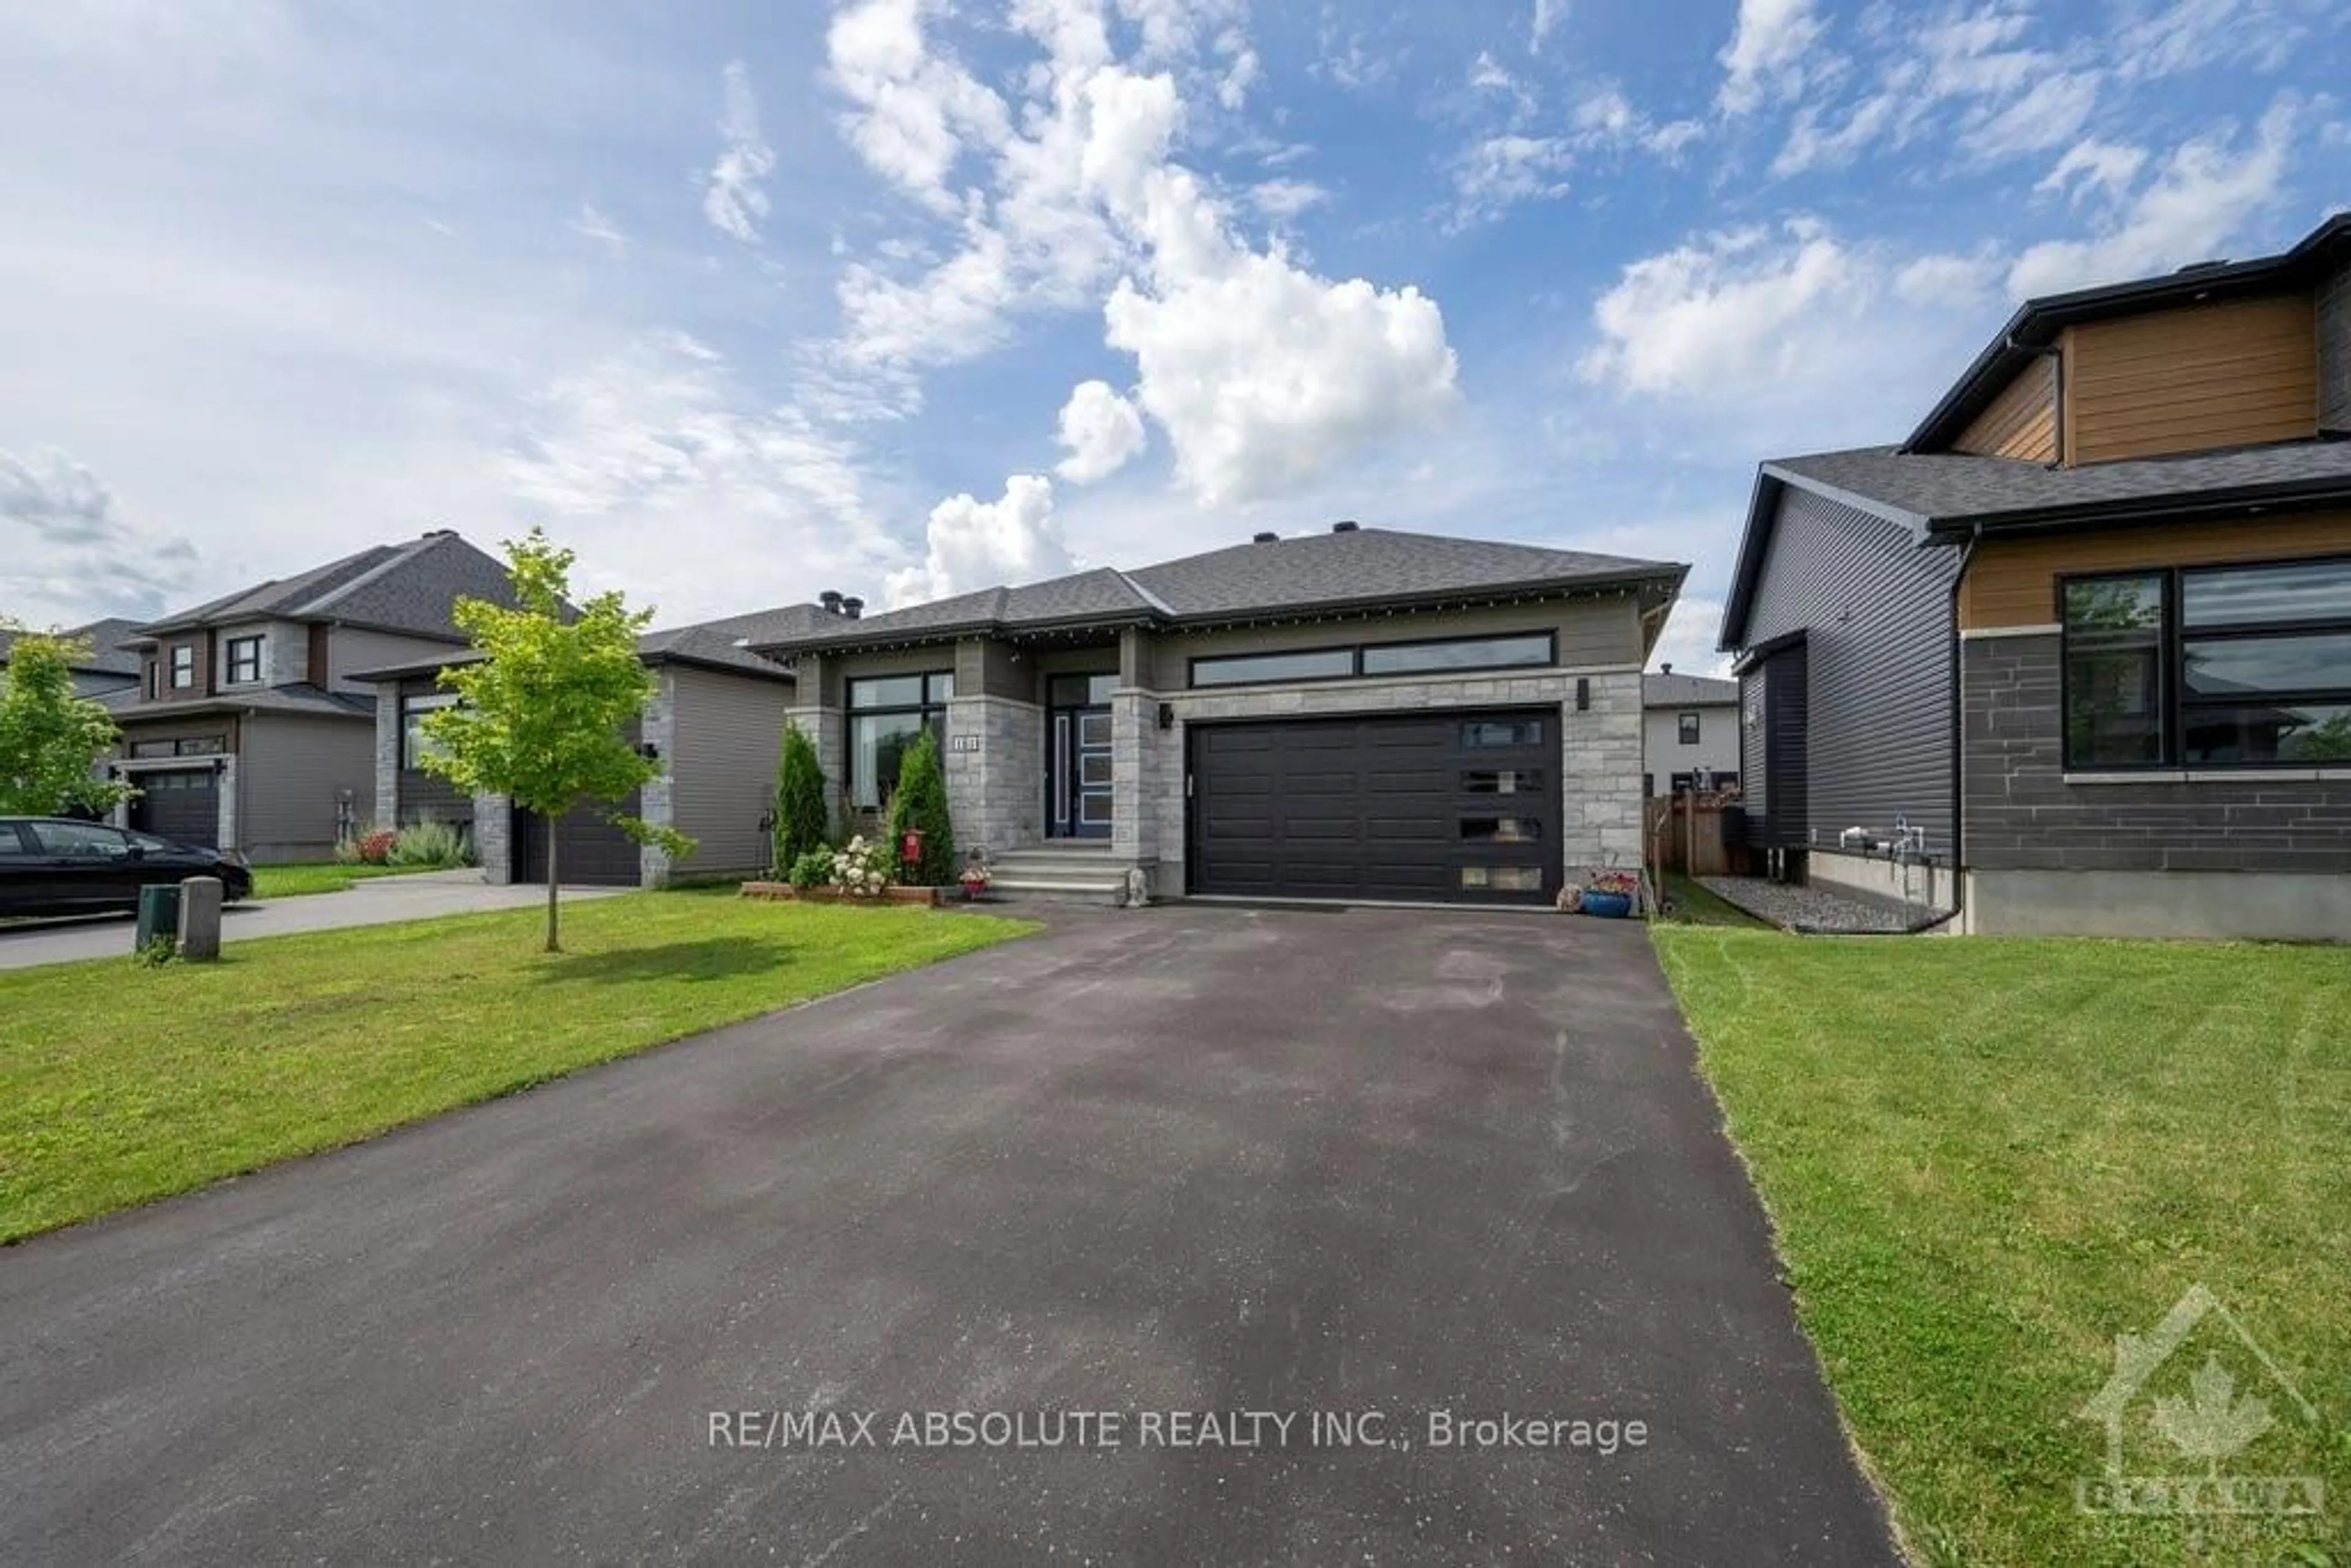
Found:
<box><xmin>1698</xmin><ymin>876</ymin><xmax>1940</xmax><ymax>934</ymax></box>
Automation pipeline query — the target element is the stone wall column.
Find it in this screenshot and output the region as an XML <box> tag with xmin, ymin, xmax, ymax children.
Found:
<box><xmin>1111</xmin><ymin>689</ymin><xmax>1154</xmax><ymax>862</ymax></box>
<box><xmin>474</xmin><ymin>792</ymin><xmax>512</xmax><ymax>883</ymax></box>
<box><xmin>783</xmin><ymin>705</ymin><xmax>846</xmax><ymax>838</ymax></box>
<box><xmin>945</xmin><ymin>694</ymin><xmax>1043</xmax><ymax>861</ymax></box>
<box><xmin>373</xmin><ymin>685</ymin><xmax>400</xmax><ymax>829</ymax></box>
<box><xmin>216</xmin><ymin>754</ymin><xmax>239</xmax><ymax>854</ymax></box>
<box><xmin>638</xmin><ymin>671</ymin><xmax>678</xmax><ymax>888</ymax></box>
<box><xmin>1557</xmin><ymin>672</ymin><xmax>1646</xmax><ymax>884</ymax></box>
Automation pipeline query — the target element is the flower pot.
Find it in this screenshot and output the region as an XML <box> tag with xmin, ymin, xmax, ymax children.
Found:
<box><xmin>1581</xmin><ymin>891</ymin><xmax>1633</xmax><ymax>919</ymax></box>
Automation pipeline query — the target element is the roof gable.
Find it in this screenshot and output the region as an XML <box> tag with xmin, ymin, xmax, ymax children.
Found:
<box><xmin>135</xmin><ymin>531</ymin><xmax>518</xmax><ymax>641</ymax></box>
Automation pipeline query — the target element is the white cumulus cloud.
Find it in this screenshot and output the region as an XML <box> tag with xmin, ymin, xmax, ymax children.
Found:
<box><xmin>2008</xmin><ymin>97</ymin><xmax>2296</xmax><ymax>296</ymax></box>
<box><xmin>702</xmin><ymin>61</ymin><xmax>777</xmax><ymax>242</ymax></box>
<box><xmin>1717</xmin><ymin>0</ymin><xmax>1822</xmax><ymax>115</ymax></box>
<box><xmin>885</xmin><ymin>473</ymin><xmax>1071</xmax><ymax>607</ymax></box>
<box><xmin>1054</xmin><ymin>380</ymin><xmax>1146</xmax><ymax>483</ymax></box>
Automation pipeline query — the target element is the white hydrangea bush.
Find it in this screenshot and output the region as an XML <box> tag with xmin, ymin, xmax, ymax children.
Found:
<box><xmin>830</xmin><ymin>835</ymin><xmax>896</xmax><ymax>896</ymax></box>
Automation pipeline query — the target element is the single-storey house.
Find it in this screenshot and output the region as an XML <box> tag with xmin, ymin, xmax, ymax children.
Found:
<box><xmin>750</xmin><ymin>525</ymin><xmax>1685</xmax><ymax>907</ymax></box>
<box><xmin>1642</xmin><ymin>669</ymin><xmax>1740</xmax><ymax>795</ymax></box>
<box><xmin>97</xmin><ymin>531</ymin><xmax>518</xmax><ymax>861</ymax></box>
<box><xmin>1721</xmin><ymin>212</ymin><xmax>2351</xmax><ymax>939</ymax></box>
<box><xmin>355</xmin><ymin>606</ymin><xmax>819</xmax><ymax>888</ymax></box>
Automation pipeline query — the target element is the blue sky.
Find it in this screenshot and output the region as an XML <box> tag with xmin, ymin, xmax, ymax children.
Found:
<box><xmin>2</xmin><ymin>0</ymin><xmax>2344</xmax><ymax>672</ymax></box>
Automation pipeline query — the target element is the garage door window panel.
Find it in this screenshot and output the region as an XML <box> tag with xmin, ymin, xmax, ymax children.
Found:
<box><xmin>1464</xmin><ymin>769</ymin><xmax>1540</xmax><ymax>794</ymax></box>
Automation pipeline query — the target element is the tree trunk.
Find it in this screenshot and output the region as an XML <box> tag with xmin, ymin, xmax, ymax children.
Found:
<box><xmin>544</xmin><ymin>811</ymin><xmax>562</xmax><ymax>954</ymax></box>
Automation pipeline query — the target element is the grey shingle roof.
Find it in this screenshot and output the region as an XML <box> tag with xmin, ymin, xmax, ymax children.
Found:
<box><xmin>0</xmin><ymin>617</ymin><xmax>144</xmax><ymax>676</ymax></box>
<box><xmin>636</xmin><ymin>608</ymin><xmax>804</xmax><ymax>679</ymax></box>
<box><xmin>135</xmin><ymin>531</ymin><xmax>516</xmax><ymax>640</ymax></box>
<box><xmin>756</xmin><ymin>527</ymin><xmax>1683</xmax><ymax>651</ymax></box>
<box><xmin>1766</xmin><ymin>440</ymin><xmax>2351</xmax><ymax>534</ymax></box>
<box><xmin>99</xmin><ymin>683</ymin><xmax>373</xmax><ymax>721</ymax></box>
<box><xmin>1643</xmin><ymin>673</ymin><xmax>1738</xmax><ymax>707</ymax></box>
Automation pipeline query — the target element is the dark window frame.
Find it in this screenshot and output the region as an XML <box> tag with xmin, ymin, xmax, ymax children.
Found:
<box><xmin>401</xmin><ymin>693</ymin><xmax>458</xmax><ymax>770</ymax></box>
<box><xmin>169</xmin><ymin>645</ymin><xmax>195</xmax><ymax>689</ymax></box>
<box><xmin>1189</xmin><ymin>629</ymin><xmax>1557</xmax><ymax>690</ymax></box>
<box><xmin>223</xmin><ymin>634</ymin><xmax>264</xmax><ymax>685</ymax></box>
<box><xmin>846</xmin><ymin>671</ymin><xmax>954</xmax><ymax>809</ymax></box>
<box><xmin>1677</xmin><ymin>711</ymin><xmax>1701</xmax><ymax>745</ymax></box>
<box><xmin>2058</xmin><ymin>553</ymin><xmax>2351</xmax><ymax>770</ymax></box>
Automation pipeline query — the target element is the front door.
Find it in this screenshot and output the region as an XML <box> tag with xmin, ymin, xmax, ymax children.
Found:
<box><xmin>1048</xmin><ymin>673</ymin><xmax>1117</xmax><ymax>839</ymax></box>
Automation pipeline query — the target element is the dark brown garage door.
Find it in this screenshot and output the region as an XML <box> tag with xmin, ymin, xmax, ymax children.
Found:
<box><xmin>513</xmin><ymin>797</ymin><xmax>642</xmax><ymax>887</ymax></box>
<box><xmin>1188</xmin><ymin>710</ymin><xmax>1559</xmax><ymax>904</ymax></box>
<box><xmin>127</xmin><ymin>767</ymin><xmax>221</xmax><ymax>847</ymax></box>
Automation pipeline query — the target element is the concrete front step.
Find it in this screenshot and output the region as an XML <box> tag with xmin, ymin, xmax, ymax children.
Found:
<box><xmin>986</xmin><ymin>874</ymin><xmax>1133</xmax><ymax>908</ymax></box>
<box><xmin>981</xmin><ymin>847</ymin><xmax>1150</xmax><ymax>907</ymax></box>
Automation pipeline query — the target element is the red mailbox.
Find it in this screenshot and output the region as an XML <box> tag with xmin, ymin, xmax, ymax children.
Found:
<box><xmin>899</xmin><ymin>829</ymin><xmax>924</xmax><ymax>865</ymax></box>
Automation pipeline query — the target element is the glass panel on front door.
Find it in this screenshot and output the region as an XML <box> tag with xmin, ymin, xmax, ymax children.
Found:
<box><xmin>1049</xmin><ymin>675</ymin><xmax>1117</xmax><ymax>839</ymax></box>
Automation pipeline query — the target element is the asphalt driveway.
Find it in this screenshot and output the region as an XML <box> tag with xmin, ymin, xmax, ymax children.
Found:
<box><xmin>0</xmin><ymin>906</ymin><xmax>1896</xmax><ymax>1564</ymax></box>
<box><xmin>0</xmin><ymin>869</ymin><xmax>623</xmax><ymax>970</ymax></box>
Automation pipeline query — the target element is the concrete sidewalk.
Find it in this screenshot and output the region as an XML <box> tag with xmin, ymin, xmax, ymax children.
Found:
<box><xmin>0</xmin><ymin>870</ymin><xmax>625</xmax><ymax>970</ymax></box>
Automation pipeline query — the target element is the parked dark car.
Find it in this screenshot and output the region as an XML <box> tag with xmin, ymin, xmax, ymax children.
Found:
<box><xmin>0</xmin><ymin>817</ymin><xmax>252</xmax><ymax>917</ymax></box>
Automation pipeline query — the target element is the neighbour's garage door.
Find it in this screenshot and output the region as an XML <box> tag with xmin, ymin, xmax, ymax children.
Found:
<box><xmin>128</xmin><ymin>768</ymin><xmax>220</xmax><ymax>847</ymax></box>
<box><xmin>1188</xmin><ymin>710</ymin><xmax>1560</xmax><ymax>904</ymax></box>
<box><xmin>513</xmin><ymin>797</ymin><xmax>642</xmax><ymax>887</ymax></box>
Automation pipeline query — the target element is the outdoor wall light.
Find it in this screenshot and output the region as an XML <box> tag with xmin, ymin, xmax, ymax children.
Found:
<box><xmin>639</xmin><ymin>741</ymin><xmax>661</xmax><ymax>760</ymax></box>
<box><xmin>1158</xmin><ymin>703</ymin><xmax>1175</xmax><ymax>730</ymax></box>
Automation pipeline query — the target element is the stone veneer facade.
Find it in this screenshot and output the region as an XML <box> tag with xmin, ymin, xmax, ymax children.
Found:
<box><xmin>788</xmin><ymin>662</ymin><xmax>1648</xmax><ymax>901</ymax></box>
<box><xmin>1959</xmin><ymin>630</ymin><xmax>2351</xmax><ymax>937</ymax></box>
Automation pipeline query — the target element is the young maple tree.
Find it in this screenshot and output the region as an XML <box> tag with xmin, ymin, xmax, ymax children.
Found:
<box><xmin>0</xmin><ymin>625</ymin><xmax>137</xmax><ymax>817</ymax></box>
<box><xmin>416</xmin><ymin>528</ymin><xmax>691</xmax><ymax>952</ymax></box>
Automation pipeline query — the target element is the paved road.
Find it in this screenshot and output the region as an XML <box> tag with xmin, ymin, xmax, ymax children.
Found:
<box><xmin>0</xmin><ymin>906</ymin><xmax>1897</xmax><ymax>1564</ymax></box>
<box><xmin>0</xmin><ymin>869</ymin><xmax>624</xmax><ymax>970</ymax></box>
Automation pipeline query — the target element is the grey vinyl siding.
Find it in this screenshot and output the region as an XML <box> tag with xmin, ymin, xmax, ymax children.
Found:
<box><xmin>322</xmin><ymin>628</ymin><xmax>468</xmax><ymax>692</ymax></box>
<box><xmin>236</xmin><ymin>713</ymin><xmax>373</xmax><ymax>862</ymax></box>
<box><xmin>1738</xmin><ymin>486</ymin><xmax>1960</xmax><ymax>858</ymax></box>
<box><xmin>668</xmin><ymin>667</ymin><xmax>797</xmax><ymax>877</ymax></box>
<box><xmin>1147</xmin><ymin>596</ymin><xmax>1642</xmax><ymax>691</ymax></box>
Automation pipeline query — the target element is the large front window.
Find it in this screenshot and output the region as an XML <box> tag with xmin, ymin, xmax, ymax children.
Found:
<box><xmin>2061</xmin><ymin>557</ymin><xmax>2351</xmax><ymax>768</ymax></box>
<box><xmin>848</xmin><ymin>672</ymin><xmax>953</xmax><ymax>809</ymax></box>
<box><xmin>402</xmin><ymin>694</ymin><xmax>457</xmax><ymax>769</ymax></box>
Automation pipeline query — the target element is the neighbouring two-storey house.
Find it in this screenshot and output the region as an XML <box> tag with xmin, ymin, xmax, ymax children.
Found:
<box><xmin>0</xmin><ymin>618</ymin><xmax>145</xmax><ymax>699</ymax></box>
<box><xmin>752</xmin><ymin>525</ymin><xmax>1685</xmax><ymax>907</ymax></box>
<box><xmin>102</xmin><ymin>531</ymin><xmax>517</xmax><ymax>861</ymax></box>
<box><xmin>1721</xmin><ymin>212</ymin><xmax>2351</xmax><ymax>939</ymax></box>
<box><xmin>1642</xmin><ymin>669</ymin><xmax>1740</xmax><ymax>795</ymax></box>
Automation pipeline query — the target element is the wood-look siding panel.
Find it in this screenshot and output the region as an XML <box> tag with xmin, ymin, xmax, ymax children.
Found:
<box><xmin>1736</xmin><ymin>487</ymin><xmax>1960</xmax><ymax>857</ymax></box>
<box><xmin>2063</xmin><ymin>296</ymin><xmax>2319</xmax><ymax>464</ymax></box>
<box><xmin>668</xmin><ymin>666</ymin><xmax>797</xmax><ymax>877</ymax></box>
<box><xmin>1953</xmin><ymin>357</ymin><xmax>2058</xmax><ymax>463</ymax></box>
<box><xmin>1957</xmin><ymin>511</ymin><xmax>2351</xmax><ymax>629</ymax></box>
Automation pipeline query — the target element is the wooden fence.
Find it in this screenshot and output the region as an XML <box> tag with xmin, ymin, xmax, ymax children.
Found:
<box><xmin>1644</xmin><ymin>792</ymin><xmax>1748</xmax><ymax>877</ymax></box>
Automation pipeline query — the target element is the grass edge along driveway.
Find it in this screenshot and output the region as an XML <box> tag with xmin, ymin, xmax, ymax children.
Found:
<box><xmin>0</xmin><ymin>890</ymin><xmax>1034</xmax><ymax>1243</ymax></box>
<box><xmin>249</xmin><ymin>862</ymin><xmax>449</xmax><ymax>899</ymax></box>
<box><xmin>1652</xmin><ymin>925</ymin><xmax>2350</xmax><ymax>1568</ymax></box>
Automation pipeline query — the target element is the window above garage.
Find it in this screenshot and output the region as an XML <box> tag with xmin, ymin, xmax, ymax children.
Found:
<box><xmin>1190</xmin><ymin>631</ymin><xmax>1554</xmax><ymax>689</ymax></box>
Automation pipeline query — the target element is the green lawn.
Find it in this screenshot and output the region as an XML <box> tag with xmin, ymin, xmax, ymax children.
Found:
<box><xmin>0</xmin><ymin>891</ymin><xmax>1033</xmax><ymax>1242</ymax></box>
<box><xmin>1653</xmin><ymin>927</ymin><xmax>2351</xmax><ymax>1567</ymax></box>
<box><xmin>1656</xmin><ymin>871</ymin><xmax>1771</xmax><ymax>928</ymax></box>
<box><xmin>250</xmin><ymin>861</ymin><xmax>448</xmax><ymax>898</ymax></box>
